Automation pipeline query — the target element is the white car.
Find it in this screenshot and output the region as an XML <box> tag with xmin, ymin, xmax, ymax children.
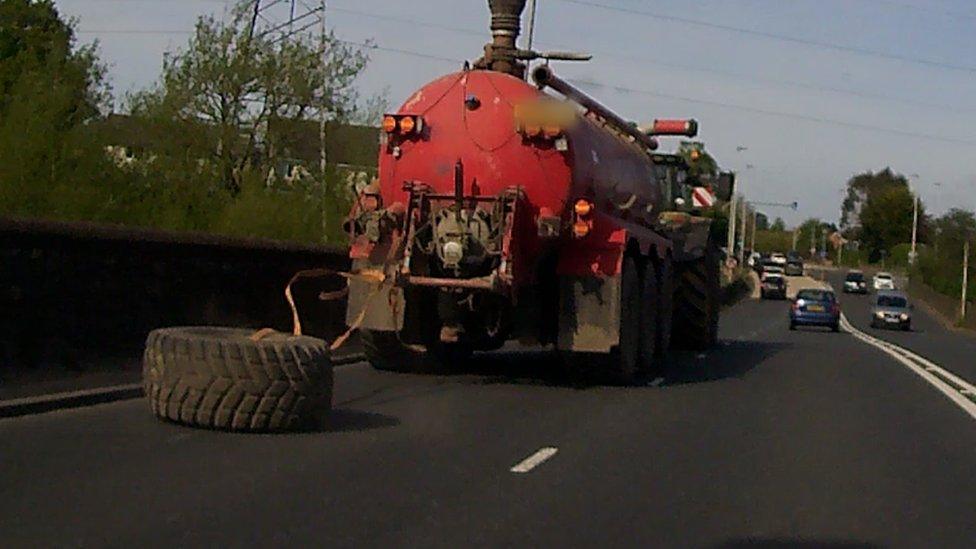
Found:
<box><xmin>770</xmin><ymin>253</ymin><xmax>787</xmax><ymax>266</ymax></box>
<box><xmin>873</xmin><ymin>272</ymin><xmax>895</xmax><ymax>291</ymax></box>
<box><xmin>761</xmin><ymin>266</ymin><xmax>785</xmax><ymax>280</ymax></box>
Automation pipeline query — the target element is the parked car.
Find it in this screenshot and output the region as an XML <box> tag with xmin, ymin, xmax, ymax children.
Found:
<box><xmin>785</xmin><ymin>258</ymin><xmax>804</xmax><ymax>276</ymax></box>
<box><xmin>870</xmin><ymin>291</ymin><xmax>913</xmax><ymax>331</ymax></box>
<box><xmin>843</xmin><ymin>270</ymin><xmax>868</xmax><ymax>294</ymax></box>
<box><xmin>873</xmin><ymin>272</ymin><xmax>895</xmax><ymax>291</ymax></box>
<box><xmin>753</xmin><ymin>253</ymin><xmax>770</xmax><ymax>273</ymax></box>
<box><xmin>789</xmin><ymin>288</ymin><xmax>841</xmax><ymax>332</ymax></box>
<box><xmin>770</xmin><ymin>252</ymin><xmax>788</xmax><ymax>266</ymax></box>
<box><xmin>761</xmin><ymin>272</ymin><xmax>788</xmax><ymax>299</ymax></box>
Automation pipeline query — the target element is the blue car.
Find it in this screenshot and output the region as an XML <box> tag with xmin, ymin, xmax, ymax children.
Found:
<box><xmin>789</xmin><ymin>289</ymin><xmax>841</xmax><ymax>332</ymax></box>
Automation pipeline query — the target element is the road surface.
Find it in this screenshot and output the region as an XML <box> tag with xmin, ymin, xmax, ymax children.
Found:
<box><xmin>2</xmin><ymin>278</ymin><xmax>975</xmax><ymax>548</ymax></box>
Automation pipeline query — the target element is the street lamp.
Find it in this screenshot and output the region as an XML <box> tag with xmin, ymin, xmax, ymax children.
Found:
<box><xmin>909</xmin><ymin>174</ymin><xmax>920</xmax><ymax>265</ymax></box>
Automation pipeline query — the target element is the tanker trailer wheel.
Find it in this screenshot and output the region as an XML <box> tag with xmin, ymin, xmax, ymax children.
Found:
<box><xmin>672</xmin><ymin>245</ymin><xmax>720</xmax><ymax>350</ymax></box>
<box><xmin>143</xmin><ymin>327</ymin><xmax>333</xmax><ymax>432</ymax></box>
<box><xmin>654</xmin><ymin>254</ymin><xmax>674</xmax><ymax>359</ymax></box>
<box><xmin>638</xmin><ymin>256</ymin><xmax>660</xmax><ymax>375</ymax></box>
<box><xmin>361</xmin><ymin>329</ymin><xmax>471</xmax><ymax>373</ymax></box>
<box><xmin>608</xmin><ymin>254</ymin><xmax>642</xmax><ymax>385</ymax></box>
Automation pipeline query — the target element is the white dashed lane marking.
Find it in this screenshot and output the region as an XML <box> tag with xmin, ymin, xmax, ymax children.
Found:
<box><xmin>841</xmin><ymin>314</ymin><xmax>976</xmax><ymax>420</ymax></box>
<box><xmin>510</xmin><ymin>447</ymin><xmax>559</xmax><ymax>474</ymax></box>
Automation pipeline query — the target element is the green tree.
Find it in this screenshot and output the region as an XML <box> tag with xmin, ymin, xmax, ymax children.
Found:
<box><xmin>129</xmin><ymin>0</ymin><xmax>371</xmax><ymax>193</ymax></box>
<box><xmin>840</xmin><ymin>168</ymin><xmax>906</xmax><ymax>230</ymax></box>
<box><xmin>0</xmin><ymin>0</ymin><xmax>124</xmax><ymax>221</ymax></box>
<box><xmin>0</xmin><ymin>0</ymin><xmax>109</xmax><ymax>119</ymax></box>
<box><xmin>858</xmin><ymin>184</ymin><xmax>918</xmax><ymax>259</ymax></box>
<box><xmin>677</xmin><ymin>141</ymin><xmax>719</xmax><ymax>179</ymax></box>
<box><xmin>916</xmin><ymin>208</ymin><xmax>976</xmax><ymax>298</ymax></box>
<box><xmin>770</xmin><ymin>217</ymin><xmax>786</xmax><ymax>232</ymax></box>
<box><xmin>839</xmin><ymin>168</ymin><xmax>927</xmax><ymax>261</ymax></box>
<box><xmin>795</xmin><ymin>218</ymin><xmax>837</xmax><ymax>258</ymax></box>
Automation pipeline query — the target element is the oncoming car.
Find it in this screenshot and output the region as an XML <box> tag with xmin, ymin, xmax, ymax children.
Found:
<box><xmin>785</xmin><ymin>258</ymin><xmax>804</xmax><ymax>276</ymax></box>
<box><xmin>873</xmin><ymin>272</ymin><xmax>895</xmax><ymax>291</ymax></box>
<box><xmin>761</xmin><ymin>272</ymin><xmax>787</xmax><ymax>299</ymax></box>
<box><xmin>789</xmin><ymin>288</ymin><xmax>841</xmax><ymax>332</ymax></box>
<box><xmin>843</xmin><ymin>270</ymin><xmax>868</xmax><ymax>294</ymax></box>
<box><xmin>870</xmin><ymin>291</ymin><xmax>913</xmax><ymax>331</ymax></box>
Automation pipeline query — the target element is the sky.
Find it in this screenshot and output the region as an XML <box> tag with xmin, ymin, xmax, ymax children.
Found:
<box><xmin>58</xmin><ymin>0</ymin><xmax>976</xmax><ymax>226</ymax></box>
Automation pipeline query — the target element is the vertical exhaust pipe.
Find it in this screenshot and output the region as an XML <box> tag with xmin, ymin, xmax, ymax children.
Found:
<box><xmin>483</xmin><ymin>0</ymin><xmax>527</xmax><ymax>76</ymax></box>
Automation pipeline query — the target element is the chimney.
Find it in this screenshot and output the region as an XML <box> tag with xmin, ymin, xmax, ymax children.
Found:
<box><xmin>480</xmin><ymin>0</ymin><xmax>527</xmax><ymax>77</ymax></box>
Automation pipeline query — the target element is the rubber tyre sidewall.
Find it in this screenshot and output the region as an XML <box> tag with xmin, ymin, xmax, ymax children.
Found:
<box><xmin>143</xmin><ymin>327</ymin><xmax>333</xmax><ymax>432</ymax></box>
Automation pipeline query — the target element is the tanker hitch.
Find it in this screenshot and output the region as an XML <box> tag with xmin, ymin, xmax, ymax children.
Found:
<box><xmin>397</xmin><ymin>180</ymin><xmax>524</xmax><ymax>295</ymax></box>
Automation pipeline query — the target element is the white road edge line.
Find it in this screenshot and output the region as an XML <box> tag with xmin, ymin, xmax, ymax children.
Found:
<box><xmin>510</xmin><ymin>447</ymin><xmax>559</xmax><ymax>474</ymax></box>
<box><xmin>840</xmin><ymin>315</ymin><xmax>976</xmax><ymax>420</ymax></box>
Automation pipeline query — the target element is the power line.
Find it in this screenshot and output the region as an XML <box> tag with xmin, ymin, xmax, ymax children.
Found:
<box><xmin>568</xmin><ymin>77</ymin><xmax>976</xmax><ymax>145</ymax></box>
<box><xmin>323</xmin><ymin>5</ymin><xmax>969</xmax><ymax>114</ymax></box>
<box><xmin>74</xmin><ymin>26</ymin><xmax>463</xmax><ymax>64</ymax></box>
<box><xmin>851</xmin><ymin>0</ymin><xmax>976</xmax><ymax>20</ymax></box>
<box><xmin>76</xmin><ymin>4</ymin><xmax>975</xmax><ymax>113</ymax></box>
<box><xmin>553</xmin><ymin>0</ymin><xmax>976</xmax><ymax>73</ymax></box>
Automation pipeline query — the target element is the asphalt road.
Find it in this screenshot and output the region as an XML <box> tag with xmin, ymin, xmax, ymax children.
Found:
<box><xmin>2</xmin><ymin>288</ymin><xmax>975</xmax><ymax>548</ymax></box>
<box><xmin>827</xmin><ymin>269</ymin><xmax>976</xmax><ymax>382</ymax></box>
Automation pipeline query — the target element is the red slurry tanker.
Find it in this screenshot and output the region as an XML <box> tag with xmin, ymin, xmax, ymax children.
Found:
<box><xmin>344</xmin><ymin>0</ymin><xmax>727</xmax><ymax>383</ymax></box>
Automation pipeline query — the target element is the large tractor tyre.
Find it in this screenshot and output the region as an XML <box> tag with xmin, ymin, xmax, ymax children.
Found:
<box><xmin>143</xmin><ymin>327</ymin><xmax>333</xmax><ymax>432</ymax></box>
<box><xmin>609</xmin><ymin>254</ymin><xmax>642</xmax><ymax>385</ymax></box>
<box><xmin>655</xmin><ymin>255</ymin><xmax>675</xmax><ymax>358</ymax></box>
<box><xmin>638</xmin><ymin>256</ymin><xmax>661</xmax><ymax>376</ymax></box>
<box><xmin>361</xmin><ymin>329</ymin><xmax>472</xmax><ymax>374</ymax></box>
<box><xmin>672</xmin><ymin>245</ymin><xmax>721</xmax><ymax>351</ymax></box>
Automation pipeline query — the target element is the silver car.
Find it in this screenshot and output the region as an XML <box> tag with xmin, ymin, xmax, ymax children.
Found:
<box><xmin>870</xmin><ymin>291</ymin><xmax>912</xmax><ymax>331</ymax></box>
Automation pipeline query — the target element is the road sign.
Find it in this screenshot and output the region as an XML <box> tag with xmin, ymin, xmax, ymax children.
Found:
<box><xmin>692</xmin><ymin>186</ymin><xmax>715</xmax><ymax>208</ymax></box>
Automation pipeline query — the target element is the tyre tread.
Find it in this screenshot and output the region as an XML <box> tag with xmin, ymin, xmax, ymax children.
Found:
<box><xmin>143</xmin><ymin>327</ymin><xmax>332</xmax><ymax>432</ymax></box>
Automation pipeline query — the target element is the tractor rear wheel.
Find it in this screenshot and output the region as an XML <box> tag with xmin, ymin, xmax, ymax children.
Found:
<box><xmin>143</xmin><ymin>327</ymin><xmax>333</xmax><ymax>432</ymax></box>
<box><xmin>654</xmin><ymin>254</ymin><xmax>674</xmax><ymax>358</ymax></box>
<box><xmin>639</xmin><ymin>256</ymin><xmax>661</xmax><ymax>376</ymax></box>
<box><xmin>609</xmin><ymin>254</ymin><xmax>642</xmax><ymax>385</ymax></box>
<box><xmin>672</xmin><ymin>245</ymin><xmax>721</xmax><ymax>350</ymax></box>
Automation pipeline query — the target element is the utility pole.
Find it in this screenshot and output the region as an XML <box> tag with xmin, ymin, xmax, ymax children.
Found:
<box><xmin>727</xmin><ymin>194</ymin><xmax>738</xmax><ymax>262</ymax></box>
<box><xmin>910</xmin><ymin>193</ymin><xmax>919</xmax><ymax>265</ymax></box>
<box><xmin>523</xmin><ymin>0</ymin><xmax>538</xmax><ymax>79</ymax></box>
<box><xmin>738</xmin><ymin>199</ymin><xmax>747</xmax><ymax>266</ymax></box>
<box><xmin>525</xmin><ymin>0</ymin><xmax>538</xmax><ymax>51</ymax></box>
<box><xmin>319</xmin><ymin>0</ymin><xmax>328</xmax><ymax>238</ymax></box>
<box><xmin>750</xmin><ymin>209</ymin><xmax>758</xmax><ymax>256</ymax></box>
<box><xmin>792</xmin><ymin>228</ymin><xmax>799</xmax><ymax>252</ymax></box>
<box><xmin>319</xmin><ymin>0</ymin><xmax>328</xmax><ymax>177</ymax></box>
<box><xmin>962</xmin><ymin>240</ymin><xmax>970</xmax><ymax>322</ymax></box>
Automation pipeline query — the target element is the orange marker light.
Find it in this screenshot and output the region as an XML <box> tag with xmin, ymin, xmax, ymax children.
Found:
<box><xmin>574</xmin><ymin>199</ymin><xmax>593</xmax><ymax>217</ymax></box>
<box><xmin>572</xmin><ymin>220</ymin><xmax>591</xmax><ymax>238</ymax></box>
<box><xmin>382</xmin><ymin>116</ymin><xmax>397</xmax><ymax>133</ymax></box>
<box><xmin>399</xmin><ymin>116</ymin><xmax>416</xmax><ymax>135</ymax></box>
<box><xmin>525</xmin><ymin>124</ymin><xmax>542</xmax><ymax>137</ymax></box>
<box><xmin>543</xmin><ymin>125</ymin><xmax>562</xmax><ymax>138</ymax></box>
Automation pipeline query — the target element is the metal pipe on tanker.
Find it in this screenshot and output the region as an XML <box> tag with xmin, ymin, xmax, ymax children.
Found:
<box><xmin>487</xmin><ymin>0</ymin><xmax>528</xmax><ymax>76</ymax></box>
<box><xmin>532</xmin><ymin>66</ymin><xmax>659</xmax><ymax>152</ymax></box>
